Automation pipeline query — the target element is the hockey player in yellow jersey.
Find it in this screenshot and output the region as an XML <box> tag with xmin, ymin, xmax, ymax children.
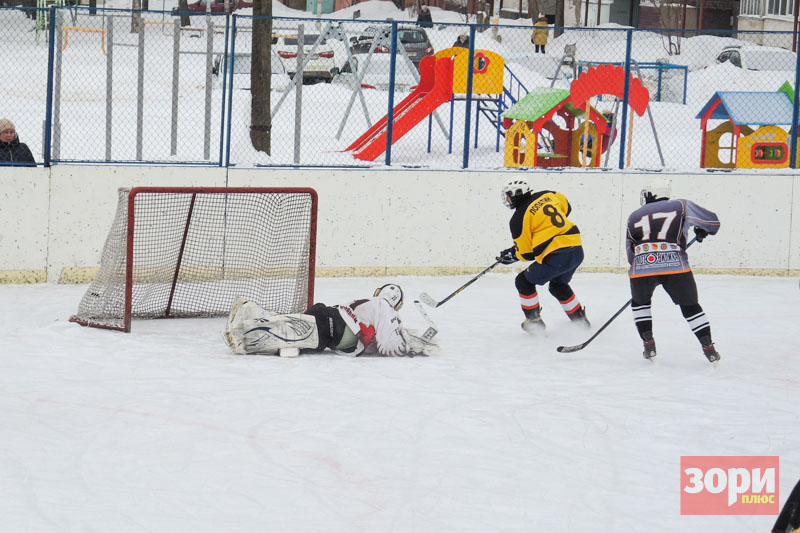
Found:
<box><xmin>497</xmin><ymin>179</ymin><xmax>590</xmax><ymax>334</ymax></box>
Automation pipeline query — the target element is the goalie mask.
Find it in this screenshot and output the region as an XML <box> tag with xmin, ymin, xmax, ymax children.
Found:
<box><xmin>501</xmin><ymin>179</ymin><xmax>532</xmax><ymax>209</ymax></box>
<box><xmin>374</xmin><ymin>283</ymin><xmax>404</xmax><ymax>310</ymax></box>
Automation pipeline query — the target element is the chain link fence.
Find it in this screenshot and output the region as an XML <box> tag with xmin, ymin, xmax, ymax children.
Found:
<box><xmin>1</xmin><ymin>6</ymin><xmax>798</xmax><ymax>170</ymax></box>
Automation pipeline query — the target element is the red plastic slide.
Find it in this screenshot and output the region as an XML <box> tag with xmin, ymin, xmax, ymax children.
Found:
<box><xmin>346</xmin><ymin>55</ymin><xmax>454</xmax><ymax>161</ymax></box>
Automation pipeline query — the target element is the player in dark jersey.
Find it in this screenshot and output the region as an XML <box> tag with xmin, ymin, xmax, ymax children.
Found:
<box><xmin>497</xmin><ymin>179</ymin><xmax>590</xmax><ymax>335</ymax></box>
<box><xmin>626</xmin><ymin>185</ymin><xmax>721</xmax><ymax>364</ymax></box>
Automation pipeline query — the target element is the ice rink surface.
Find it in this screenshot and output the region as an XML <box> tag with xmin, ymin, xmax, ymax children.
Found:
<box><xmin>1</xmin><ymin>272</ymin><xmax>798</xmax><ymax>532</ymax></box>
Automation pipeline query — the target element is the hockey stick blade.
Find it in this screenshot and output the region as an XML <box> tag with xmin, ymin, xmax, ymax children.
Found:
<box><xmin>418</xmin><ymin>292</ymin><xmax>439</xmax><ymax>308</ymax></box>
<box><xmin>413</xmin><ymin>300</ymin><xmax>439</xmax><ymax>339</ymax></box>
<box><xmin>556</xmin><ymin>343</ymin><xmax>588</xmax><ymax>353</ymax></box>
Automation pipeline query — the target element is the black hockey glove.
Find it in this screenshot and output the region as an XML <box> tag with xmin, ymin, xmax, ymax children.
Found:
<box><xmin>694</xmin><ymin>228</ymin><xmax>709</xmax><ymax>242</ymax></box>
<box><xmin>497</xmin><ymin>246</ymin><xmax>518</xmax><ymax>265</ymax></box>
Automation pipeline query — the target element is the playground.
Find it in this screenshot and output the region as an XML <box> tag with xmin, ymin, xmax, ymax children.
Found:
<box><xmin>0</xmin><ymin>2</ymin><xmax>798</xmax><ymax>170</ymax></box>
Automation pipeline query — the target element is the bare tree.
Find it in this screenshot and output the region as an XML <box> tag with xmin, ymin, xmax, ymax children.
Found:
<box><xmin>554</xmin><ymin>0</ymin><xmax>565</xmax><ymax>37</ymax></box>
<box><xmin>250</xmin><ymin>0</ymin><xmax>273</xmax><ymax>154</ymax></box>
<box><xmin>528</xmin><ymin>0</ymin><xmax>541</xmax><ymax>19</ymax></box>
<box><xmin>177</xmin><ymin>0</ymin><xmax>190</xmax><ymax>27</ymax></box>
<box><xmin>641</xmin><ymin>0</ymin><xmax>683</xmax><ymax>54</ymax></box>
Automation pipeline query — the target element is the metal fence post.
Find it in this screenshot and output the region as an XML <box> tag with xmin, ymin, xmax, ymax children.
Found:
<box><xmin>204</xmin><ymin>19</ymin><xmax>213</xmax><ymax>160</ymax></box>
<box><xmin>171</xmin><ymin>19</ymin><xmax>180</xmax><ymax>156</ymax></box>
<box><xmin>52</xmin><ymin>9</ymin><xmax>63</xmax><ymax>161</ymax></box>
<box><xmin>136</xmin><ymin>15</ymin><xmax>145</xmax><ymax>161</ymax></box>
<box><xmin>385</xmin><ymin>21</ymin><xmax>398</xmax><ymax>166</ymax></box>
<box><xmin>106</xmin><ymin>16</ymin><xmax>114</xmax><ymax>161</ymax></box>
<box><xmin>790</xmin><ymin>41</ymin><xmax>800</xmax><ymax>168</ymax></box>
<box><xmin>218</xmin><ymin>13</ymin><xmax>230</xmax><ymax>167</ymax></box>
<box><xmin>294</xmin><ymin>24</ymin><xmax>304</xmax><ymax>165</ymax></box>
<box><xmin>44</xmin><ymin>5</ymin><xmax>58</xmax><ymax>167</ymax></box>
<box><xmin>463</xmin><ymin>24</ymin><xmax>476</xmax><ymax>169</ymax></box>
<box><xmin>224</xmin><ymin>15</ymin><xmax>237</xmax><ymax>167</ymax></box>
<box><xmin>618</xmin><ymin>28</ymin><xmax>633</xmax><ymax>170</ymax></box>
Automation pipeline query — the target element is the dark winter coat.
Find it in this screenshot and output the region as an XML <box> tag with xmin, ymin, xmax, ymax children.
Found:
<box><xmin>417</xmin><ymin>7</ymin><xmax>433</xmax><ymax>28</ymax></box>
<box><xmin>0</xmin><ymin>136</ymin><xmax>36</xmax><ymax>165</ymax></box>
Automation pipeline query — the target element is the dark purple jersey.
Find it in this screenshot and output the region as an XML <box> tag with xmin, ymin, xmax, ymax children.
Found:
<box><xmin>626</xmin><ymin>199</ymin><xmax>720</xmax><ymax>278</ymax></box>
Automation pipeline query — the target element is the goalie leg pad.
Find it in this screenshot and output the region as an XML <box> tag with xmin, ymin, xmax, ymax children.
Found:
<box><xmin>224</xmin><ymin>298</ymin><xmax>319</xmax><ymax>355</ymax></box>
<box><xmin>240</xmin><ymin>313</ymin><xmax>319</xmax><ymax>355</ymax></box>
<box><xmin>400</xmin><ymin>328</ymin><xmax>440</xmax><ymax>357</ymax></box>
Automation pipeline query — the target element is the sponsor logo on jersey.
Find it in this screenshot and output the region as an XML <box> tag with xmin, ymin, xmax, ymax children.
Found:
<box><xmin>634</xmin><ymin>251</ymin><xmax>681</xmax><ymax>269</ymax></box>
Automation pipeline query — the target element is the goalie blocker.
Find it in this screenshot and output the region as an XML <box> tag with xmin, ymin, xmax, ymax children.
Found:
<box><xmin>224</xmin><ymin>284</ymin><xmax>439</xmax><ymax>357</ymax></box>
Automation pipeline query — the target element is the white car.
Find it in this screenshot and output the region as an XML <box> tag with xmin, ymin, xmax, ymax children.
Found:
<box><xmin>716</xmin><ymin>45</ymin><xmax>797</xmax><ymax>71</ymax></box>
<box><xmin>272</xmin><ymin>33</ymin><xmax>336</xmax><ymax>83</ymax></box>
<box><xmin>212</xmin><ymin>50</ymin><xmax>291</xmax><ymax>92</ymax></box>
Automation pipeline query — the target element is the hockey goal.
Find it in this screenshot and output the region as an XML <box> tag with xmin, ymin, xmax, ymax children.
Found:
<box><xmin>70</xmin><ymin>187</ymin><xmax>317</xmax><ymax>332</ymax></box>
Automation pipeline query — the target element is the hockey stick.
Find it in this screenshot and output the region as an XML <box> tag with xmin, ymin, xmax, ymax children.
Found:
<box><xmin>413</xmin><ymin>300</ymin><xmax>439</xmax><ymax>340</ymax></box>
<box><xmin>556</xmin><ymin>236</ymin><xmax>698</xmax><ymax>354</ymax></box>
<box><xmin>419</xmin><ymin>260</ymin><xmax>502</xmax><ymax>308</ymax></box>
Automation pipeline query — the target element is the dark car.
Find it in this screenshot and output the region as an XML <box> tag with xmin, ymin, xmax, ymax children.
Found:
<box><xmin>179</xmin><ymin>0</ymin><xmax>252</xmax><ymax>13</ymax></box>
<box><xmin>349</xmin><ymin>25</ymin><xmax>434</xmax><ymax>67</ymax></box>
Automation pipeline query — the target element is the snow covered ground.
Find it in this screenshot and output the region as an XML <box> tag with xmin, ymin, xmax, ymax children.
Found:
<box><xmin>2</xmin><ymin>272</ymin><xmax>798</xmax><ymax>532</ymax></box>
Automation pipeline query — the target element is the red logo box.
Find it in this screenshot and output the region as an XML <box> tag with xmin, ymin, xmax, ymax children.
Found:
<box><xmin>681</xmin><ymin>456</ymin><xmax>779</xmax><ymax>515</ymax></box>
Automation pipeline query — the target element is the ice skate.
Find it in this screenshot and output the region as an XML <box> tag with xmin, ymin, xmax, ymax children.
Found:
<box><xmin>521</xmin><ymin>308</ymin><xmax>546</xmax><ymax>335</ymax></box>
<box><xmin>701</xmin><ymin>338</ymin><xmax>721</xmax><ymax>366</ymax></box>
<box><xmin>568</xmin><ymin>306</ymin><xmax>591</xmax><ymax>329</ymax></box>
<box><xmin>641</xmin><ymin>333</ymin><xmax>657</xmax><ymax>360</ymax></box>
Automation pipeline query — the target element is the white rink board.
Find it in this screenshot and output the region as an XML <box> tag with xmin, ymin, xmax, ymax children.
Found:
<box><xmin>0</xmin><ymin>165</ymin><xmax>798</xmax><ymax>282</ymax></box>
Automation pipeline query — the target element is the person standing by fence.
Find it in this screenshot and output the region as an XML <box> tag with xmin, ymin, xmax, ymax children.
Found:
<box><xmin>0</xmin><ymin>119</ymin><xmax>35</xmax><ymax>166</ymax></box>
<box><xmin>532</xmin><ymin>14</ymin><xmax>549</xmax><ymax>54</ymax></box>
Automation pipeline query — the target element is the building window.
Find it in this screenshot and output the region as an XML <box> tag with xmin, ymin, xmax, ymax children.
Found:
<box><xmin>740</xmin><ymin>0</ymin><xmax>764</xmax><ymax>15</ymax></box>
<box><xmin>767</xmin><ymin>0</ymin><xmax>793</xmax><ymax>16</ymax></box>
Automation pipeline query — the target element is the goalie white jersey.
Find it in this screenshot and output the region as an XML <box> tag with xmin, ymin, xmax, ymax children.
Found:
<box><xmin>340</xmin><ymin>297</ymin><xmax>406</xmax><ymax>356</ymax></box>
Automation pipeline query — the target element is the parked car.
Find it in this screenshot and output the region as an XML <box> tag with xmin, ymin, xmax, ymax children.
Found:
<box><xmin>348</xmin><ymin>25</ymin><xmax>434</xmax><ymax>67</ymax></box>
<box><xmin>176</xmin><ymin>0</ymin><xmax>253</xmax><ymax>13</ymax></box>
<box><xmin>272</xmin><ymin>33</ymin><xmax>336</xmax><ymax>83</ymax></box>
<box><xmin>716</xmin><ymin>45</ymin><xmax>797</xmax><ymax>71</ymax></box>
<box><xmin>212</xmin><ymin>50</ymin><xmax>291</xmax><ymax>92</ymax></box>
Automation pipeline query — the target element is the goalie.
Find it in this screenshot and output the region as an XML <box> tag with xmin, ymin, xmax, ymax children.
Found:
<box><xmin>223</xmin><ymin>284</ymin><xmax>439</xmax><ymax>358</ymax></box>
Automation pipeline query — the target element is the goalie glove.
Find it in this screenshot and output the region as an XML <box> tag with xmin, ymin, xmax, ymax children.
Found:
<box><xmin>497</xmin><ymin>246</ymin><xmax>518</xmax><ymax>265</ymax></box>
<box><xmin>400</xmin><ymin>328</ymin><xmax>440</xmax><ymax>357</ymax></box>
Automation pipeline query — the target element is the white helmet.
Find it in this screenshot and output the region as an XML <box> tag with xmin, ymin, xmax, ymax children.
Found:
<box><xmin>501</xmin><ymin>179</ymin><xmax>532</xmax><ymax>209</ymax></box>
<box><xmin>374</xmin><ymin>283</ymin><xmax>404</xmax><ymax>310</ymax></box>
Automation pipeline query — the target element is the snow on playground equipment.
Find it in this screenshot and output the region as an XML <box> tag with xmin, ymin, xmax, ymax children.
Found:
<box><xmin>502</xmin><ymin>64</ymin><xmax>651</xmax><ymax>169</ymax></box>
<box><xmin>697</xmin><ymin>82</ymin><xmax>800</xmax><ymax>169</ymax></box>
<box><xmin>345</xmin><ymin>45</ymin><xmax>504</xmax><ymax>161</ymax></box>
<box><xmin>334</xmin><ymin>23</ymin><xmax>446</xmax><ymax>144</ymax></box>
<box><xmin>346</xmin><ymin>54</ymin><xmax>454</xmax><ymax>161</ymax></box>
<box><xmin>437</xmin><ymin>46</ymin><xmax>505</xmax><ymax>154</ymax></box>
<box><xmin>61</xmin><ymin>26</ymin><xmax>107</xmax><ymax>54</ymax></box>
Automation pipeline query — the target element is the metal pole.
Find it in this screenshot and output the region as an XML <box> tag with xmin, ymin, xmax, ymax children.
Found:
<box><xmin>44</xmin><ymin>5</ymin><xmax>57</xmax><ymax>166</ymax></box>
<box><xmin>618</xmin><ymin>29</ymin><xmax>632</xmax><ymax>169</ymax></box>
<box><xmin>136</xmin><ymin>16</ymin><xmax>145</xmax><ymax>161</ymax></box>
<box><xmin>224</xmin><ymin>15</ymin><xmax>237</xmax><ymax>167</ymax></box>
<box><xmin>463</xmin><ymin>25</ymin><xmax>476</xmax><ymax>168</ymax></box>
<box><xmin>789</xmin><ymin>39</ymin><xmax>800</xmax><ymax>168</ymax></box>
<box><xmin>204</xmin><ymin>19</ymin><xmax>213</xmax><ymax>160</ymax></box>
<box><xmin>170</xmin><ymin>19</ymin><xmax>180</xmax><ymax>156</ymax></box>
<box><xmin>385</xmin><ymin>21</ymin><xmax>398</xmax><ymax>165</ymax></box>
<box><xmin>294</xmin><ymin>24</ymin><xmax>304</xmax><ymax>164</ymax></box>
<box><xmin>53</xmin><ymin>9</ymin><xmax>63</xmax><ymax>161</ymax></box>
<box><xmin>106</xmin><ymin>16</ymin><xmax>113</xmax><ymax>160</ymax></box>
